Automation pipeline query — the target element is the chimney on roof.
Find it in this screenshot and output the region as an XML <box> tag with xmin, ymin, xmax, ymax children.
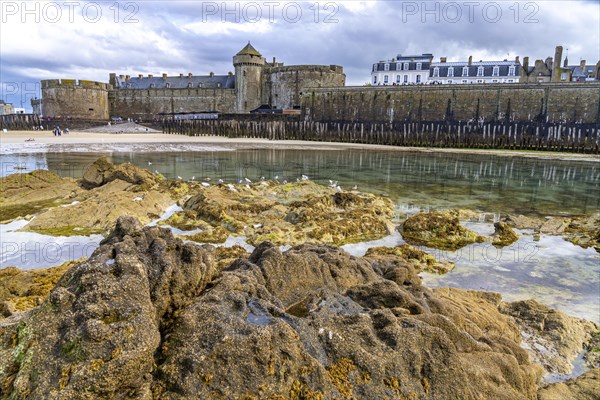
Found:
<box><xmin>515</xmin><ymin>56</ymin><xmax>520</xmax><ymax>64</ymax></box>
<box><xmin>228</xmin><ymin>71</ymin><xmax>233</xmax><ymax>76</ymax></box>
<box><xmin>468</xmin><ymin>56</ymin><xmax>473</xmax><ymax>66</ymax></box>
<box><xmin>148</xmin><ymin>74</ymin><xmax>153</xmax><ymax>78</ymax></box>
<box><xmin>179</xmin><ymin>73</ymin><xmax>183</xmax><ymax>78</ymax></box>
<box><xmin>523</xmin><ymin>57</ymin><xmax>529</xmax><ymax>71</ymax></box>
<box><xmin>272</xmin><ymin>57</ymin><xmax>276</xmax><ymax>65</ymax></box>
<box><xmin>210</xmin><ymin>72</ymin><xmax>214</xmax><ymax>77</ymax></box>
<box><xmin>188</xmin><ymin>73</ymin><xmax>192</xmax><ymax>78</ymax></box>
<box><xmin>440</xmin><ymin>57</ymin><xmax>447</xmax><ymax>63</ymax></box>
<box><xmin>162</xmin><ymin>73</ymin><xmax>167</xmax><ymax>80</ymax></box>
<box><xmin>119</xmin><ymin>75</ymin><xmax>124</xmax><ymax>80</ymax></box>
<box><xmin>125</xmin><ymin>75</ymin><xmax>130</xmax><ymax>81</ymax></box>
<box><xmin>138</xmin><ymin>74</ymin><xmax>143</xmax><ymax>79</ymax></box>
<box><xmin>580</xmin><ymin>59</ymin><xmax>586</xmax><ymax>70</ymax></box>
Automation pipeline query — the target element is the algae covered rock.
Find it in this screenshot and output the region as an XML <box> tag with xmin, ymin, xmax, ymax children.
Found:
<box><xmin>401</xmin><ymin>210</ymin><xmax>485</xmax><ymax>251</ymax></box>
<box><xmin>563</xmin><ymin>213</ymin><xmax>600</xmax><ymax>253</ymax></box>
<box><xmin>537</xmin><ymin>368</ymin><xmax>600</xmax><ymax>400</ymax></box>
<box><xmin>179</xmin><ymin>181</ymin><xmax>396</xmax><ymax>246</ymax></box>
<box><xmin>0</xmin><ymin>217</ymin><xmax>550</xmax><ymax>400</ymax></box>
<box><xmin>22</xmin><ymin>179</ymin><xmax>173</xmax><ymax>236</ymax></box>
<box><xmin>0</xmin><ymin>260</ymin><xmax>80</xmax><ymax>317</ymax></box>
<box><xmin>0</xmin><ymin>170</ymin><xmax>81</xmax><ymax>223</ymax></box>
<box><xmin>491</xmin><ymin>221</ymin><xmax>519</xmax><ymax>247</ymax></box>
<box><xmin>80</xmin><ymin>156</ymin><xmax>160</xmax><ymax>189</ymax></box>
<box><xmin>499</xmin><ymin>299</ymin><xmax>599</xmax><ymax>375</ymax></box>
<box><xmin>365</xmin><ymin>244</ymin><xmax>455</xmax><ymax>274</ymax></box>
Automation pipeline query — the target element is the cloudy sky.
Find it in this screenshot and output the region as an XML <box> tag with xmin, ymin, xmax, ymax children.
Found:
<box><xmin>1</xmin><ymin>0</ymin><xmax>599</xmax><ymax>110</ymax></box>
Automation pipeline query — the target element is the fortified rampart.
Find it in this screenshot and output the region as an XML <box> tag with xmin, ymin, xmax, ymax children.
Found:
<box><xmin>263</xmin><ymin>65</ymin><xmax>345</xmax><ymax>109</ymax></box>
<box><xmin>301</xmin><ymin>83</ymin><xmax>600</xmax><ymax>124</ymax></box>
<box><xmin>40</xmin><ymin>79</ymin><xmax>110</xmax><ymax>120</ymax></box>
<box><xmin>108</xmin><ymin>88</ymin><xmax>236</xmax><ymax>120</ymax></box>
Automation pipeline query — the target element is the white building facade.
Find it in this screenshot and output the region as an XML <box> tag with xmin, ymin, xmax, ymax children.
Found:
<box><xmin>371</xmin><ymin>53</ymin><xmax>521</xmax><ymax>85</ymax></box>
<box><xmin>371</xmin><ymin>54</ymin><xmax>433</xmax><ymax>85</ymax></box>
<box><xmin>429</xmin><ymin>58</ymin><xmax>521</xmax><ymax>84</ymax></box>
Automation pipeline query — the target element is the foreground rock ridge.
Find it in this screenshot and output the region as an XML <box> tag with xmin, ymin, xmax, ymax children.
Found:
<box><xmin>2</xmin><ymin>217</ymin><xmax>598</xmax><ymax>400</ymax></box>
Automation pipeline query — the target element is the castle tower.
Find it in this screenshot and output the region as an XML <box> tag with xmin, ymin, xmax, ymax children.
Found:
<box><xmin>233</xmin><ymin>42</ymin><xmax>265</xmax><ymax>113</ymax></box>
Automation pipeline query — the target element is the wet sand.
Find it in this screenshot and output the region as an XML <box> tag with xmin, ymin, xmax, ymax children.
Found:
<box><xmin>1</xmin><ymin>130</ymin><xmax>599</xmax><ymax>162</ymax></box>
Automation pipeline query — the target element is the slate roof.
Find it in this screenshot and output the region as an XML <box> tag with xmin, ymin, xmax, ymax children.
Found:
<box><xmin>236</xmin><ymin>42</ymin><xmax>262</xmax><ymax>57</ymax></box>
<box><xmin>569</xmin><ymin>65</ymin><xmax>596</xmax><ymax>78</ymax></box>
<box><xmin>430</xmin><ymin>61</ymin><xmax>520</xmax><ymax>78</ymax></box>
<box><xmin>114</xmin><ymin>75</ymin><xmax>235</xmax><ymax>89</ymax></box>
<box><xmin>373</xmin><ymin>62</ymin><xmax>432</xmax><ymax>72</ymax></box>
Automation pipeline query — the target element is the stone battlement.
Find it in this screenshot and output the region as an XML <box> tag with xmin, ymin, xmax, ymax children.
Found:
<box><xmin>41</xmin><ymin>79</ymin><xmax>110</xmax><ymax>90</ymax></box>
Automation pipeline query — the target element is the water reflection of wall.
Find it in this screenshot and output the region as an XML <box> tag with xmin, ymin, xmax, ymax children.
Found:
<box><xmin>11</xmin><ymin>150</ymin><xmax>600</xmax><ymax>216</ymax></box>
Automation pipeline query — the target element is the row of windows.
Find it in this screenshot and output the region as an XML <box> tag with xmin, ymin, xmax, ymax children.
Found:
<box><xmin>374</xmin><ymin>75</ymin><xmax>516</xmax><ymax>84</ymax></box>
<box><xmin>432</xmin><ymin>65</ymin><xmax>516</xmax><ymax>78</ymax></box>
<box><xmin>377</xmin><ymin>62</ymin><xmax>427</xmax><ymax>71</ymax></box>
<box><xmin>374</xmin><ymin>75</ymin><xmax>424</xmax><ymax>84</ymax></box>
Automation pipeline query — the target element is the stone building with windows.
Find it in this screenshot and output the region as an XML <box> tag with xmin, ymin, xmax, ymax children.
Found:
<box><xmin>35</xmin><ymin>43</ymin><xmax>345</xmax><ymax>120</ymax></box>
<box><xmin>429</xmin><ymin>56</ymin><xmax>520</xmax><ymax>84</ymax></box>
<box><xmin>371</xmin><ymin>54</ymin><xmax>433</xmax><ymax>85</ymax></box>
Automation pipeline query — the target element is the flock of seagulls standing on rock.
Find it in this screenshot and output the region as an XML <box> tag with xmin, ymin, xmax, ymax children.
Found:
<box><xmin>147</xmin><ymin>165</ymin><xmax>358</xmax><ymax>193</ymax></box>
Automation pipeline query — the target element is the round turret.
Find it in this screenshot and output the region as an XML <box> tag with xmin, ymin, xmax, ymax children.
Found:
<box><xmin>233</xmin><ymin>42</ymin><xmax>265</xmax><ymax>113</ymax></box>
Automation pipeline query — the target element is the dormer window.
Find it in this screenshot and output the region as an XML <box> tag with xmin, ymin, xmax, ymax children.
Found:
<box><xmin>433</xmin><ymin>67</ymin><xmax>440</xmax><ymax>77</ymax></box>
<box><xmin>508</xmin><ymin>66</ymin><xmax>516</xmax><ymax>76</ymax></box>
<box><xmin>403</xmin><ymin>63</ymin><xmax>409</xmax><ymax>70</ymax></box>
<box><xmin>187</xmin><ymin>82</ymin><xmax>193</xmax><ymax>88</ymax></box>
<box><xmin>448</xmin><ymin>67</ymin><xmax>454</xmax><ymax>77</ymax></box>
<box><xmin>217</xmin><ymin>83</ymin><xmax>222</xmax><ymax>88</ymax></box>
<box><xmin>416</xmin><ymin>62</ymin><xmax>422</xmax><ymax>70</ymax></box>
<box><xmin>198</xmin><ymin>83</ymin><xmax>203</xmax><ymax>88</ymax></box>
<box><xmin>492</xmin><ymin>66</ymin><xmax>500</xmax><ymax>76</ymax></box>
<box><xmin>462</xmin><ymin>67</ymin><xmax>469</xmax><ymax>77</ymax></box>
<box><xmin>149</xmin><ymin>83</ymin><xmax>155</xmax><ymax>88</ymax></box>
<box><xmin>165</xmin><ymin>83</ymin><xmax>171</xmax><ymax>88</ymax></box>
<box><xmin>477</xmin><ymin>66</ymin><xmax>484</xmax><ymax>77</ymax></box>
<box><xmin>384</xmin><ymin>63</ymin><xmax>389</xmax><ymax>71</ymax></box>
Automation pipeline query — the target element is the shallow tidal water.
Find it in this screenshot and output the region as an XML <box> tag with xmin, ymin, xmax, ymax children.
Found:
<box><xmin>1</xmin><ymin>147</ymin><xmax>599</xmax><ymax>327</ymax></box>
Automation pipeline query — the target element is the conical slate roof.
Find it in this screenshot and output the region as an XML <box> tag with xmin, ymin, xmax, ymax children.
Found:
<box><xmin>236</xmin><ymin>42</ymin><xmax>261</xmax><ymax>57</ymax></box>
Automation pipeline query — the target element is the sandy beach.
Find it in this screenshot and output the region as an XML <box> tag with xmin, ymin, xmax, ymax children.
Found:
<box><xmin>1</xmin><ymin>129</ymin><xmax>599</xmax><ymax>162</ymax></box>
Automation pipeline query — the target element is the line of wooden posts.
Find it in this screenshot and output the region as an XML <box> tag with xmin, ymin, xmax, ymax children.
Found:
<box><xmin>162</xmin><ymin>119</ymin><xmax>600</xmax><ymax>153</ymax></box>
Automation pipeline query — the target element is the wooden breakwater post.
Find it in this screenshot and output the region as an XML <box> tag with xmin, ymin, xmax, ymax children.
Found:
<box><xmin>161</xmin><ymin>117</ymin><xmax>600</xmax><ymax>154</ymax></box>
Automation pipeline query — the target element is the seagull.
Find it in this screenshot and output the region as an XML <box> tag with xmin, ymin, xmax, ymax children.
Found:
<box><xmin>245</xmin><ymin>184</ymin><xmax>251</xmax><ymax>189</ymax></box>
<box><xmin>260</xmin><ymin>176</ymin><xmax>265</xmax><ymax>181</ymax></box>
<box><xmin>147</xmin><ymin>161</ymin><xmax>152</xmax><ymax>166</ymax></box>
<box><xmin>244</xmin><ymin>178</ymin><xmax>252</xmax><ymax>183</ymax></box>
<box><xmin>191</xmin><ymin>176</ymin><xmax>196</xmax><ymax>181</ymax></box>
<box><xmin>154</xmin><ymin>170</ymin><xmax>159</xmax><ymax>174</ymax></box>
<box><xmin>329</xmin><ymin>180</ymin><xmax>338</xmax><ymax>188</ymax></box>
<box><xmin>352</xmin><ymin>185</ymin><xmax>358</xmax><ymax>190</ymax></box>
<box><xmin>201</xmin><ymin>182</ymin><xmax>210</xmax><ymax>187</ymax></box>
<box><xmin>336</xmin><ymin>186</ymin><xmax>342</xmax><ymax>192</ymax></box>
<box><xmin>218</xmin><ymin>179</ymin><xmax>224</xmax><ymax>183</ymax></box>
<box><xmin>274</xmin><ymin>175</ymin><xmax>279</xmax><ymax>180</ymax></box>
<box><xmin>133</xmin><ymin>196</ymin><xmax>143</xmax><ymax>201</ymax></box>
<box><xmin>283</xmin><ymin>180</ymin><xmax>287</xmax><ymax>184</ymax></box>
<box><xmin>205</xmin><ymin>177</ymin><xmax>211</xmax><ymax>181</ymax></box>
<box><xmin>238</xmin><ymin>179</ymin><xmax>243</xmax><ymax>184</ymax></box>
<box><xmin>177</xmin><ymin>176</ymin><xmax>182</xmax><ymax>180</ymax></box>
<box><xmin>227</xmin><ymin>184</ymin><xmax>238</xmax><ymax>192</ymax></box>
<box><xmin>301</xmin><ymin>175</ymin><xmax>309</xmax><ymax>181</ymax></box>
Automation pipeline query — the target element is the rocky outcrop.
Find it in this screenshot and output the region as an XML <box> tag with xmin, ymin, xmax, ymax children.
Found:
<box><xmin>500</xmin><ymin>300</ymin><xmax>599</xmax><ymax>374</ymax></box>
<box><xmin>0</xmin><ymin>217</ymin><xmax>556</xmax><ymax>400</ymax></box>
<box><xmin>537</xmin><ymin>368</ymin><xmax>600</xmax><ymax>400</ymax></box>
<box><xmin>0</xmin><ymin>170</ymin><xmax>81</xmax><ymax>223</ymax></box>
<box><xmin>504</xmin><ymin>213</ymin><xmax>600</xmax><ymax>252</ymax></box>
<box><xmin>401</xmin><ymin>210</ymin><xmax>485</xmax><ymax>250</ymax></box>
<box><xmin>365</xmin><ymin>244</ymin><xmax>455</xmax><ymax>274</ymax></box>
<box><xmin>177</xmin><ymin>181</ymin><xmax>396</xmax><ymax>246</ymax></box>
<box><xmin>0</xmin><ymin>260</ymin><xmax>79</xmax><ymax>317</ymax></box>
<box><xmin>491</xmin><ymin>221</ymin><xmax>519</xmax><ymax>247</ymax></box>
<box><xmin>22</xmin><ymin>179</ymin><xmax>173</xmax><ymax>236</ymax></box>
<box><xmin>79</xmin><ymin>156</ymin><xmax>160</xmax><ymax>189</ymax></box>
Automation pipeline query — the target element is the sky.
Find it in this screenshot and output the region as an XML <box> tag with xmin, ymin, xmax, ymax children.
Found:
<box><xmin>1</xmin><ymin>0</ymin><xmax>599</xmax><ymax>111</ymax></box>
